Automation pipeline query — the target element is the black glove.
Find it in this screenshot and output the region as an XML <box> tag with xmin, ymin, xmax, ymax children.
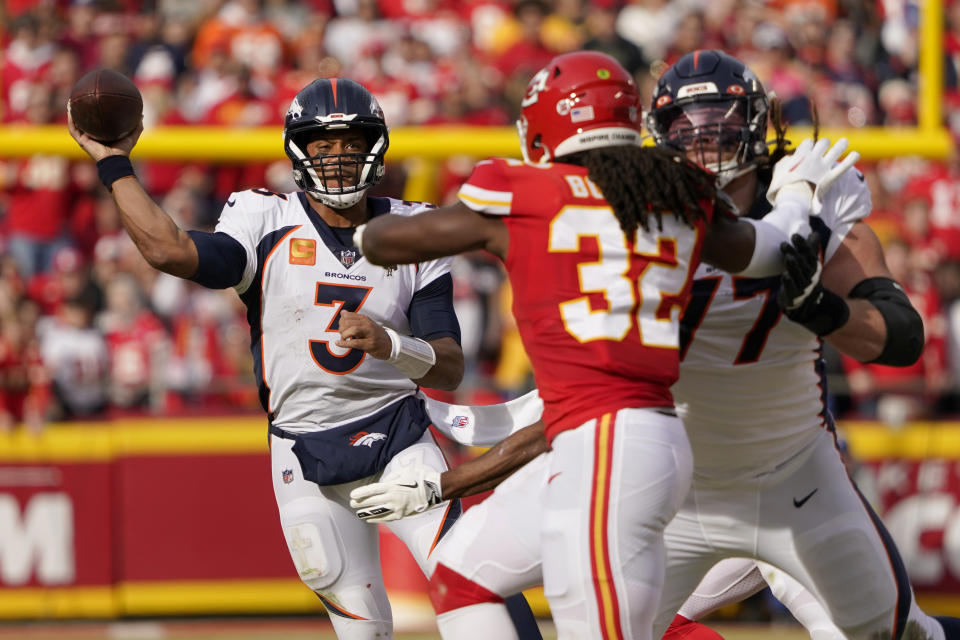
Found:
<box><xmin>777</xmin><ymin>232</ymin><xmax>850</xmax><ymax>336</ymax></box>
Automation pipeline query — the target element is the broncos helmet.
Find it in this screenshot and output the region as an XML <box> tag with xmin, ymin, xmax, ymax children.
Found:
<box><xmin>517</xmin><ymin>51</ymin><xmax>642</xmax><ymax>164</ymax></box>
<box><xmin>283</xmin><ymin>78</ymin><xmax>389</xmax><ymax>209</ymax></box>
<box><xmin>647</xmin><ymin>49</ymin><xmax>769</xmax><ymax>189</ymax></box>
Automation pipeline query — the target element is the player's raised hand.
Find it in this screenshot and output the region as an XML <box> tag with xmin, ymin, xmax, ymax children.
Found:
<box><xmin>766</xmin><ymin>138</ymin><xmax>860</xmax><ymax>214</ymax></box>
<box><xmin>67</xmin><ymin>106</ymin><xmax>143</xmax><ymax>162</ymax></box>
<box><xmin>335</xmin><ymin>310</ymin><xmax>392</xmax><ymax>359</ymax></box>
<box><xmin>349</xmin><ymin>465</ymin><xmax>443</xmax><ymax>523</ymax></box>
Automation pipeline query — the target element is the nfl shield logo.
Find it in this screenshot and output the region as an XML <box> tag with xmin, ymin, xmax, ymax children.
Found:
<box><xmin>339</xmin><ymin>249</ymin><xmax>356</xmax><ymax>267</ymax></box>
<box><xmin>282</xmin><ymin>469</ymin><xmax>294</xmax><ymax>484</ymax></box>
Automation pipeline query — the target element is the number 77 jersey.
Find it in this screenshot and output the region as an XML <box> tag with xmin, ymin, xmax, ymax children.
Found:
<box><xmin>673</xmin><ymin>167</ymin><xmax>872</xmax><ymax>483</ymax></box>
<box><xmin>458</xmin><ymin>157</ymin><xmax>716</xmax><ymax>443</ymax></box>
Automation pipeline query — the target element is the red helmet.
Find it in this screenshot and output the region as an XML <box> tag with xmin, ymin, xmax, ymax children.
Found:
<box><xmin>517</xmin><ymin>51</ymin><xmax>641</xmax><ymax>164</ymax></box>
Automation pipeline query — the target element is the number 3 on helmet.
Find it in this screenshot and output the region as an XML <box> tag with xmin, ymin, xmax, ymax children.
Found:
<box><xmin>517</xmin><ymin>51</ymin><xmax>642</xmax><ymax>164</ymax></box>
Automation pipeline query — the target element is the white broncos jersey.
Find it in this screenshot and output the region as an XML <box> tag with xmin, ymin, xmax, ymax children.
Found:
<box><xmin>673</xmin><ymin>168</ymin><xmax>871</xmax><ymax>484</ymax></box>
<box><xmin>214</xmin><ymin>190</ymin><xmax>452</xmax><ymax>434</ymax></box>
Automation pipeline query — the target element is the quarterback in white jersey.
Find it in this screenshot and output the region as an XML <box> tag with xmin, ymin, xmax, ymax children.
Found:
<box><xmin>67</xmin><ymin>77</ymin><xmax>542</xmax><ymax>640</ymax></box>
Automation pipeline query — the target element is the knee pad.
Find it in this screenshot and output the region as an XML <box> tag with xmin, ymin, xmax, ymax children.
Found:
<box><xmin>280</xmin><ymin>498</ymin><xmax>345</xmax><ymax>591</ymax></box>
<box><xmin>798</xmin><ymin>526</ymin><xmax>897</xmax><ymax>630</ymax></box>
<box><xmin>429</xmin><ymin>563</ymin><xmax>504</xmax><ymax>614</ymax></box>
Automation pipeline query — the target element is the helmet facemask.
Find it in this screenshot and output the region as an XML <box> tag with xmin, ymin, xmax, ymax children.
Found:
<box><xmin>287</xmin><ymin>125</ymin><xmax>387</xmax><ymax>209</ymax></box>
<box><xmin>649</xmin><ymin>96</ymin><xmax>768</xmax><ymax>190</ymax></box>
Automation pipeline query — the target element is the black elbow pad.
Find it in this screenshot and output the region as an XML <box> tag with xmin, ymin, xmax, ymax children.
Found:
<box><xmin>848</xmin><ymin>277</ymin><xmax>924</xmax><ymax>366</ymax></box>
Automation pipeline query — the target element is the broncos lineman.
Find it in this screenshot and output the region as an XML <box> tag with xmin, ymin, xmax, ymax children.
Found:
<box><xmin>67</xmin><ymin>78</ymin><xmax>540</xmax><ymax>640</ymax></box>
<box><xmin>647</xmin><ymin>49</ymin><xmax>960</xmax><ymax>639</ymax></box>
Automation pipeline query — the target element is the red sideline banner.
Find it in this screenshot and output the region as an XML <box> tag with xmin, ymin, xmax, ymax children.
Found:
<box><xmin>844</xmin><ymin>422</ymin><xmax>960</xmax><ymax>615</ymax></box>
<box><xmin>0</xmin><ymin>419</ymin><xmax>320</xmax><ymax>619</ymax></box>
<box><xmin>0</xmin><ymin>418</ymin><xmax>448</xmax><ymax>620</ymax></box>
<box><xmin>0</xmin><ymin>461</ymin><xmax>113</xmax><ymax>617</ymax></box>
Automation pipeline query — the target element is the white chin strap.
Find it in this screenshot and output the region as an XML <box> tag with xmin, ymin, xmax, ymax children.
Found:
<box><xmin>709</xmin><ymin>162</ymin><xmax>757</xmax><ymax>190</ymax></box>
<box><xmin>309</xmin><ymin>187</ymin><xmax>368</xmax><ymax>209</ymax></box>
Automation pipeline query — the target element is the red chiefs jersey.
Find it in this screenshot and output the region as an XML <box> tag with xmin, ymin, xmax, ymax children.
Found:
<box><xmin>459</xmin><ymin>158</ymin><xmax>714</xmax><ymax>442</ymax></box>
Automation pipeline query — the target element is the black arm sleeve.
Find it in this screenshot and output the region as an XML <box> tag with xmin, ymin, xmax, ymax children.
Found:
<box><xmin>408</xmin><ymin>273</ymin><xmax>461</xmax><ymax>344</ymax></box>
<box><xmin>187</xmin><ymin>231</ymin><xmax>247</xmax><ymax>289</ymax></box>
<box><xmin>849</xmin><ymin>277</ymin><xmax>925</xmax><ymax>367</ymax></box>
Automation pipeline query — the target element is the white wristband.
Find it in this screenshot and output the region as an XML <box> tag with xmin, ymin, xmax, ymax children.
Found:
<box><xmin>384</xmin><ymin>327</ymin><xmax>436</xmax><ymax>379</ymax></box>
<box><xmin>739</xmin><ymin>217</ymin><xmax>787</xmax><ymax>278</ymax></box>
<box><xmin>767</xmin><ymin>185</ymin><xmax>813</xmax><ymax>238</ymax></box>
<box><xmin>352</xmin><ymin>223</ymin><xmax>367</xmax><ymax>251</ymax></box>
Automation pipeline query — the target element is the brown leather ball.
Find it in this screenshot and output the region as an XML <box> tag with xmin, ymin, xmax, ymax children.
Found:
<box><xmin>68</xmin><ymin>69</ymin><xmax>143</xmax><ymax>144</ymax></box>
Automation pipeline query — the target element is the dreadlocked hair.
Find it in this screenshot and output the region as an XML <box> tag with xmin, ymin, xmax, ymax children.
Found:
<box><xmin>562</xmin><ymin>146</ymin><xmax>731</xmax><ymax>235</ymax></box>
<box><xmin>757</xmin><ymin>96</ymin><xmax>821</xmax><ymax>183</ymax></box>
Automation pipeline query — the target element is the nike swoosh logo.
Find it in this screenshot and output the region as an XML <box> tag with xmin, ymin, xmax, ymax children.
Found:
<box><xmin>226</xmin><ymin>198</ymin><xmax>236</xmax><ymax>207</ymax></box>
<box><xmin>397</xmin><ymin>482</ymin><xmax>418</xmax><ymax>489</ymax></box>
<box><xmin>793</xmin><ymin>488</ymin><xmax>818</xmax><ymax>508</ymax></box>
<box><xmin>548</xmin><ymin>472</ymin><xmax>562</xmax><ymax>484</ymax></box>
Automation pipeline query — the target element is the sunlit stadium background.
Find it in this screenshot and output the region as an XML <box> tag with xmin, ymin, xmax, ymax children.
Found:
<box><xmin>1</xmin><ymin>0</ymin><xmax>959</xmax><ymax>637</ymax></box>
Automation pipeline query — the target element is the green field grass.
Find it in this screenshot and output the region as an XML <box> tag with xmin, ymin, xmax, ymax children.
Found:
<box><xmin>0</xmin><ymin>618</ymin><xmax>811</xmax><ymax>639</ymax></box>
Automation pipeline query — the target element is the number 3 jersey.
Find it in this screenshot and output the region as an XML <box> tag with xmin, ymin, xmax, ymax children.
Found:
<box><xmin>197</xmin><ymin>190</ymin><xmax>457</xmax><ymax>434</ymax></box>
<box><xmin>459</xmin><ymin>157</ymin><xmax>715</xmax><ymax>443</ymax></box>
<box><xmin>673</xmin><ymin>168</ymin><xmax>872</xmax><ymax>484</ymax></box>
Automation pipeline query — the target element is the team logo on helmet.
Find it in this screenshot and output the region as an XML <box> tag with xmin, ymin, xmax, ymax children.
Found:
<box><xmin>349</xmin><ymin>431</ymin><xmax>387</xmax><ymax>447</ymax></box>
<box><xmin>451</xmin><ymin>416</ymin><xmax>470</xmax><ymax>429</ymax></box>
<box><xmin>287</xmin><ymin>97</ymin><xmax>304</xmax><ymax>120</ymax></box>
<box><xmin>516</xmin><ymin>51</ymin><xmax>641</xmax><ymax>164</ymax></box>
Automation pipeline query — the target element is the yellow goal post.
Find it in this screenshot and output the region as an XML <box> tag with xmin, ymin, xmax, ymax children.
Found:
<box><xmin>0</xmin><ymin>0</ymin><xmax>950</xmax><ymax>204</ymax></box>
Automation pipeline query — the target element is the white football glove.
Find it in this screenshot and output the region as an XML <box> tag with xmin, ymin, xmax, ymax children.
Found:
<box><xmin>766</xmin><ymin>138</ymin><xmax>860</xmax><ymax>214</ymax></box>
<box><xmin>349</xmin><ymin>465</ymin><xmax>443</xmax><ymax>523</ymax></box>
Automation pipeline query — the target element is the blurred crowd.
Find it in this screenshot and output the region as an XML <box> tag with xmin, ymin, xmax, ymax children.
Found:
<box><xmin>2</xmin><ymin>0</ymin><xmax>960</xmax><ymax>430</ymax></box>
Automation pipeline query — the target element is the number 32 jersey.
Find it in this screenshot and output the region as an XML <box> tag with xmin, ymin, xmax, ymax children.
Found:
<box><xmin>459</xmin><ymin>157</ymin><xmax>715</xmax><ymax>443</ymax></box>
<box><xmin>673</xmin><ymin>168</ymin><xmax>871</xmax><ymax>483</ymax></box>
<box><xmin>210</xmin><ymin>190</ymin><xmax>454</xmax><ymax>434</ymax></box>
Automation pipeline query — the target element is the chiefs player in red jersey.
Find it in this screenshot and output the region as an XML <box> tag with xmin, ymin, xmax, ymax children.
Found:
<box><xmin>351</xmin><ymin>51</ymin><xmax>855</xmax><ymax>639</ymax></box>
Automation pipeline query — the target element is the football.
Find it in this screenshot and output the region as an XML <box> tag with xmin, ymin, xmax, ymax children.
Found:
<box><xmin>68</xmin><ymin>69</ymin><xmax>143</xmax><ymax>144</ymax></box>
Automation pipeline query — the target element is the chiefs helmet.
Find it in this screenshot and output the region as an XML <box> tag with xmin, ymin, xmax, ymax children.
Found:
<box><xmin>517</xmin><ymin>51</ymin><xmax>642</xmax><ymax>164</ymax></box>
<box><xmin>283</xmin><ymin>78</ymin><xmax>389</xmax><ymax>209</ymax></box>
<box><xmin>647</xmin><ymin>50</ymin><xmax>769</xmax><ymax>188</ymax></box>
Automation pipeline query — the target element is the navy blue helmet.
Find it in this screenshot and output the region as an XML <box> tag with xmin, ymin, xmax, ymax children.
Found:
<box><xmin>283</xmin><ymin>78</ymin><xmax>389</xmax><ymax>209</ymax></box>
<box><xmin>647</xmin><ymin>50</ymin><xmax>769</xmax><ymax>187</ymax></box>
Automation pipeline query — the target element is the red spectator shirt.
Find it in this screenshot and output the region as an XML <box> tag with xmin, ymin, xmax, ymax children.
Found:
<box><xmin>4</xmin><ymin>155</ymin><xmax>77</xmax><ymax>240</ymax></box>
<box><xmin>457</xmin><ymin>158</ymin><xmax>712</xmax><ymax>442</ymax></box>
